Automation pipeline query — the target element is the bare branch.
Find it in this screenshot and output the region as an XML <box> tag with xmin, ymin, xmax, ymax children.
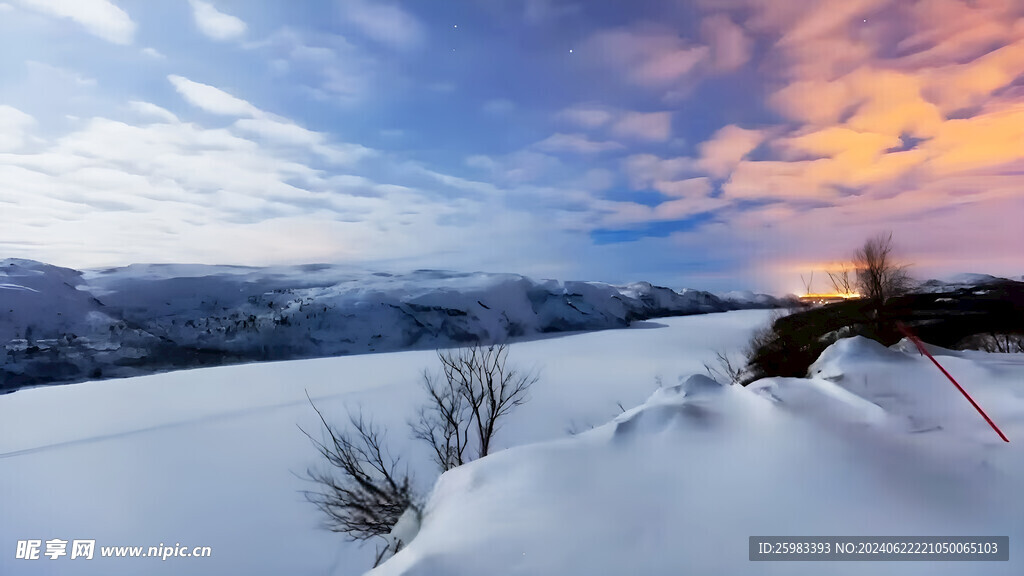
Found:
<box><xmin>299</xmin><ymin>392</ymin><xmax>418</xmax><ymax>542</ymax></box>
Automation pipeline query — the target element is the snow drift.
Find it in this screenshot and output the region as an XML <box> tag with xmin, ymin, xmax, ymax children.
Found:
<box><xmin>370</xmin><ymin>337</ymin><xmax>1024</xmax><ymax>576</ymax></box>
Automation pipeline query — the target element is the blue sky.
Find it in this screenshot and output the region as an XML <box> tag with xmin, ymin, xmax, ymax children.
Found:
<box><xmin>1</xmin><ymin>0</ymin><xmax>1023</xmax><ymax>293</ymax></box>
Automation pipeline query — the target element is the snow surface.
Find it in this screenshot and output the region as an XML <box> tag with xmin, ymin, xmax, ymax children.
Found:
<box><xmin>0</xmin><ymin>310</ymin><xmax>771</xmax><ymax>575</ymax></box>
<box><xmin>3</xmin><ymin>310</ymin><xmax>1021</xmax><ymax>575</ymax></box>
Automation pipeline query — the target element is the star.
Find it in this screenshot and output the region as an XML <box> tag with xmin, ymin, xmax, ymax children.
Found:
<box><xmin>568</xmin><ymin>49</ymin><xmax>574</xmax><ymax>54</ymax></box>
<box><xmin>454</xmin><ymin>24</ymin><xmax>458</xmax><ymax>29</ymax></box>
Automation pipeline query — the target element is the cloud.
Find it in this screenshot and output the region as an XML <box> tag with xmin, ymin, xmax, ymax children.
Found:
<box><xmin>0</xmin><ymin>105</ymin><xmax>35</xmax><ymax>151</ymax></box>
<box><xmin>533</xmin><ymin>133</ymin><xmax>624</xmax><ymax>154</ymax></box>
<box><xmin>610</xmin><ymin>111</ymin><xmax>672</xmax><ymax>142</ymax></box>
<box><xmin>604</xmin><ymin>197</ymin><xmax>729</xmax><ymax>227</ymax></box>
<box><xmin>188</xmin><ymin>0</ymin><xmax>247</xmax><ymax>41</ymax></box>
<box><xmin>127</xmin><ymin>101</ymin><xmax>179</xmax><ymax>124</ymax></box>
<box><xmin>249</xmin><ymin>28</ymin><xmax>382</xmax><ymax>104</ymax></box>
<box><xmin>26</xmin><ymin>60</ymin><xmax>96</xmax><ymax>87</ymax></box>
<box><xmin>581</xmin><ymin>25</ymin><xmax>709</xmax><ymax>88</ymax></box>
<box><xmin>651</xmin><ymin>177</ymin><xmax>713</xmax><ymax>198</ymax></box>
<box><xmin>15</xmin><ymin>0</ymin><xmax>135</xmax><ymax>44</ymax></box>
<box><xmin>572</xmin><ymin>168</ymin><xmax>617</xmax><ymax>192</ymax></box>
<box><xmin>523</xmin><ymin>0</ymin><xmax>581</xmax><ymax>25</ymax></box>
<box><xmin>697</xmin><ymin>125</ymin><xmax>766</xmax><ymax>178</ymax></box>
<box><xmin>0</xmin><ymin>106</ymin><xmax>567</xmax><ymax>271</ymax></box>
<box><xmin>923</xmin><ymin>39</ymin><xmax>1024</xmax><ymax>114</ymax></box>
<box><xmin>623</xmin><ymin>154</ymin><xmax>696</xmax><ymax>189</ymax></box>
<box><xmin>141</xmin><ymin>47</ymin><xmax>165</xmax><ymax>59</ymax></box>
<box><xmin>465</xmin><ymin>151</ymin><xmax>563</xmax><ymax>184</ymax></box>
<box><xmin>923</xmin><ymin>103</ymin><xmax>1024</xmax><ymax>175</ymax></box>
<box><xmin>233</xmin><ymin>116</ymin><xmax>324</xmax><ymax>147</ymax></box>
<box><xmin>167</xmin><ymin>75</ymin><xmax>261</xmax><ymax>117</ymax></box>
<box><xmin>556</xmin><ymin>105</ymin><xmax>672</xmax><ymax>142</ymax></box>
<box><xmin>700</xmin><ymin>14</ymin><xmax>752</xmax><ymax>72</ymax></box>
<box><xmin>597</xmin><ymin>177</ymin><xmax>724</xmax><ymax>227</ymax></box>
<box><xmin>233</xmin><ymin>116</ymin><xmax>373</xmax><ymax>164</ymax></box>
<box><xmin>895</xmin><ymin>0</ymin><xmax>1022</xmax><ymax>67</ymax></box>
<box><xmin>340</xmin><ymin>0</ymin><xmax>425</xmax><ymax>51</ymax></box>
<box><xmin>558</xmin><ymin>104</ymin><xmax>615</xmax><ymax>129</ymax></box>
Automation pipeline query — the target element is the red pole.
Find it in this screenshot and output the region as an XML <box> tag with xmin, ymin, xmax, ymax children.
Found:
<box><xmin>896</xmin><ymin>322</ymin><xmax>1009</xmax><ymax>443</ymax></box>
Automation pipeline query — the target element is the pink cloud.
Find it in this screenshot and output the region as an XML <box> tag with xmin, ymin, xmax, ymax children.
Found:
<box><xmin>697</xmin><ymin>125</ymin><xmax>766</xmax><ymax>178</ymax></box>
<box><xmin>700</xmin><ymin>14</ymin><xmax>752</xmax><ymax>72</ymax></box>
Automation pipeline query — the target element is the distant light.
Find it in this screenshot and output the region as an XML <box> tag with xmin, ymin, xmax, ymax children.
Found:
<box><xmin>454</xmin><ymin>24</ymin><xmax>458</xmax><ymax>29</ymax></box>
<box><xmin>569</xmin><ymin>49</ymin><xmax>573</xmax><ymax>54</ymax></box>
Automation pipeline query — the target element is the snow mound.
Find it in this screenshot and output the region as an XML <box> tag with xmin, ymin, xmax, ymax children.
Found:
<box><xmin>370</xmin><ymin>337</ymin><xmax>1024</xmax><ymax>576</ymax></box>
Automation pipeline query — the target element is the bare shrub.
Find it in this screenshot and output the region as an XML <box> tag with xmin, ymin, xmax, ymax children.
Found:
<box><xmin>740</xmin><ymin>308</ymin><xmax>796</xmax><ymax>383</ymax></box>
<box><xmin>703</xmin><ymin>349</ymin><xmax>745</xmax><ymax>385</ymax></box>
<box><xmin>299</xmin><ymin>394</ymin><xmax>418</xmax><ymax>558</ymax></box>
<box><xmin>411</xmin><ymin>343</ymin><xmax>537</xmax><ymax>472</ymax></box>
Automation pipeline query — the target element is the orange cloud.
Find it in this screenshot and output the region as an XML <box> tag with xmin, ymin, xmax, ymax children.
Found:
<box><xmin>923</xmin><ymin>103</ymin><xmax>1024</xmax><ymax>174</ymax></box>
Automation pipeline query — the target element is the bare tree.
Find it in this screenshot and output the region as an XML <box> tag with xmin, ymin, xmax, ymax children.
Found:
<box><xmin>299</xmin><ymin>393</ymin><xmax>418</xmax><ymax>557</ymax></box>
<box><xmin>827</xmin><ymin>262</ymin><xmax>854</xmax><ymax>295</ymax></box>
<box><xmin>801</xmin><ymin>271</ymin><xmax>814</xmax><ymax>295</ymax></box>
<box><xmin>853</xmin><ymin>232</ymin><xmax>913</xmax><ymax>303</ymax></box>
<box><xmin>411</xmin><ymin>344</ymin><xmax>537</xmax><ymax>472</ymax></box>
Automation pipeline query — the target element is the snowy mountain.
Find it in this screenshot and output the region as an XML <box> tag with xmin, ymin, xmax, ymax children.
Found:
<box><xmin>717</xmin><ymin>289</ymin><xmax>795</xmax><ymax>307</ymax></box>
<box><xmin>2</xmin><ymin>260</ymin><xmax>789</xmax><ymax>392</ymax></box>
<box><xmin>916</xmin><ymin>272</ymin><xmax>1021</xmax><ymax>293</ymax></box>
<box><xmin>0</xmin><ymin>259</ymin><xmax>167</xmax><ymax>389</ymax></box>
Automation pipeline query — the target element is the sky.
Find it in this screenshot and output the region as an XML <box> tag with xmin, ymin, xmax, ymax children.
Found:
<box><xmin>0</xmin><ymin>0</ymin><xmax>1022</xmax><ymax>294</ymax></box>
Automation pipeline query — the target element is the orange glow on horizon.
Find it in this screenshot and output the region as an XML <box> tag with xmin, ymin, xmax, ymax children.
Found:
<box><xmin>799</xmin><ymin>292</ymin><xmax>862</xmax><ymax>299</ymax></box>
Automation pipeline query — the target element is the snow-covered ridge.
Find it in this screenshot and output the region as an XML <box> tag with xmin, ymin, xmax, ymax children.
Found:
<box><xmin>2</xmin><ymin>260</ymin><xmax>786</xmax><ymax>391</ymax></box>
<box><xmin>917</xmin><ymin>272</ymin><xmax>1023</xmax><ymax>293</ymax></box>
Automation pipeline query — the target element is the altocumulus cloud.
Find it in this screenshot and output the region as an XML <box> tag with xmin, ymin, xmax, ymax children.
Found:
<box><xmin>14</xmin><ymin>0</ymin><xmax>135</xmax><ymax>44</ymax></box>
